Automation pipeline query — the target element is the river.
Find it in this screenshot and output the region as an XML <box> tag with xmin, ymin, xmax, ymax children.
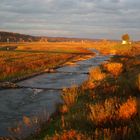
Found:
<box><xmin>0</xmin><ymin>50</ymin><xmax>110</xmax><ymax>138</ymax></box>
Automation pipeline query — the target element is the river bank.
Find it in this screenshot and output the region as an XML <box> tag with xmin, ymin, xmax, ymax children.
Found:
<box><xmin>0</xmin><ymin>41</ymin><xmax>95</xmax><ymax>90</ymax></box>
<box><xmin>0</xmin><ymin>52</ymin><xmax>94</xmax><ymax>90</ymax></box>
<box><xmin>0</xmin><ymin>42</ymin><xmax>93</xmax><ymax>83</ymax></box>
<box><xmin>25</xmin><ymin>44</ymin><xmax>140</xmax><ymax>140</ymax></box>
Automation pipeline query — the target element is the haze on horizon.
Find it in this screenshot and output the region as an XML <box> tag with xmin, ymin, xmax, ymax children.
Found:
<box><xmin>0</xmin><ymin>0</ymin><xmax>140</xmax><ymax>40</ymax></box>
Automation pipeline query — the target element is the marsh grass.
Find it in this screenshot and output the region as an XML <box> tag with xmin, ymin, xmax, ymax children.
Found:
<box><xmin>89</xmin><ymin>67</ymin><xmax>106</xmax><ymax>82</ymax></box>
<box><xmin>0</xmin><ymin>42</ymin><xmax>92</xmax><ymax>82</ymax></box>
<box><xmin>0</xmin><ymin>51</ymin><xmax>74</xmax><ymax>82</ymax></box>
<box><xmin>88</xmin><ymin>97</ymin><xmax>137</xmax><ymax>126</ymax></box>
<box><xmin>103</xmin><ymin>62</ymin><xmax>123</xmax><ymax>77</ymax></box>
<box><xmin>61</xmin><ymin>86</ymin><xmax>78</xmax><ymax>108</ymax></box>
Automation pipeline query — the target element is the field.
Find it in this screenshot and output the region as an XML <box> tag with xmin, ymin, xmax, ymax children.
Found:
<box><xmin>0</xmin><ymin>42</ymin><xmax>92</xmax><ymax>82</ymax></box>
<box><xmin>24</xmin><ymin>41</ymin><xmax>140</xmax><ymax>140</ymax></box>
<box><xmin>1</xmin><ymin>41</ymin><xmax>140</xmax><ymax>140</ymax></box>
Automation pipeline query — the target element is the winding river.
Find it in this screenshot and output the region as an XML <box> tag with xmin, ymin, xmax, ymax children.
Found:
<box><xmin>0</xmin><ymin>50</ymin><xmax>110</xmax><ymax>137</ymax></box>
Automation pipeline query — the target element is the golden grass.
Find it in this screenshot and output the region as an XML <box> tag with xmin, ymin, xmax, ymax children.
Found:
<box><xmin>103</xmin><ymin>62</ymin><xmax>123</xmax><ymax>77</ymax></box>
<box><xmin>88</xmin><ymin>97</ymin><xmax>137</xmax><ymax>125</ymax></box>
<box><xmin>0</xmin><ymin>42</ymin><xmax>91</xmax><ymax>53</ymax></box>
<box><xmin>84</xmin><ymin>40</ymin><xmax>119</xmax><ymax>54</ymax></box>
<box><xmin>89</xmin><ymin>67</ymin><xmax>106</xmax><ymax>82</ymax></box>
<box><xmin>0</xmin><ymin>51</ymin><xmax>73</xmax><ymax>81</ymax></box>
<box><xmin>10</xmin><ymin>41</ymin><xmax>140</xmax><ymax>140</ymax></box>
<box><xmin>45</xmin><ymin>126</ymin><xmax>132</xmax><ymax>140</ymax></box>
<box><xmin>61</xmin><ymin>87</ymin><xmax>78</xmax><ymax>108</ymax></box>
<box><xmin>88</xmin><ymin>97</ymin><xmax>118</xmax><ymax>125</ymax></box>
<box><xmin>83</xmin><ymin>40</ymin><xmax>133</xmax><ymax>55</ymax></box>
<box><xmin>119</xmin><ymin>97</ymin><xmax>137</xmax><ymax>120</ymax></box>
<box><xmin>0</xmin><ymin>42</ymin><xmax>92</xmax><ymax>82</ymax></box>
<box><xmin>45</xmin><ymin>129</ymin><xmax>86</xmax><ymax>140</ymax></box>
<box><xmin>81</xmin><ymin>67</ymin><xmax>106</xmax><ymax>90</ymax></box>
<box><xmin>37</xmin><ymin>42</ymin><xmax>140</xmax><ymax>140</ymax></box>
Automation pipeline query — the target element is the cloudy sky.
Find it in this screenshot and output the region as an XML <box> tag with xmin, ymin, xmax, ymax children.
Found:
<box><xmin>0</xmin><ymin>0</ymin><xmax>140</xmax><ymax>40</ymax></box>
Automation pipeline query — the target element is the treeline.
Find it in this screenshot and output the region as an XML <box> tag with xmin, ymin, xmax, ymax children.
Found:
<box><xmin>0</xmin><ymin>31</ymin><xmax>44</xmax><ymax>42</ymax></box>
<box><xmin>0</xmin><ymin>31</ymin><xmax>97</xmax><ymax>42</ymax></box>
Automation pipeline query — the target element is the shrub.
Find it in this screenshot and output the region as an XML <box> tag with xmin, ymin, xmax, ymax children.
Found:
<box><xmin>88</xmin><ymin>97</ymin><xmax>118</xmax><ymax>125</ymax></box>
<box><xmin>119</xmin><ymin>97</ymin><xmax>137</xmax><ymax>120</ymax></box>
<box><xmin>89</xmin><ymin>67</ymin><xmax>106</xmax><ymax>82</ymax></box>
<box><xmin>103</xmin><ymin>62</ymin><xmax>123</xmax><ymax>77</ymax></box>
<box><xmin>88</xmin><ymin>97</ymin><xmax>137</xmax><ymax>125</ymax></box>
<box><xmin>61</xmin><ymin>86</ymin><xmax>78</xmax><ymax>108</ymax></box>
<box><xmin>81</xmin><ymin>80</ymin><xmax>96</xmax><ymax>90</ymax></box>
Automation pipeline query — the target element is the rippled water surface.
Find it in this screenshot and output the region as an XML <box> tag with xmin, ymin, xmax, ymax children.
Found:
<box><xmin>0</xmin><ymin>50</ymin><xmax>110</xmax><ymax>136</ymax></box>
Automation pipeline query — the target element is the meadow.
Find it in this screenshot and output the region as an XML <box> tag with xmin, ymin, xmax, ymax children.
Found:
<box><xmin>24</xmin><ymin>41</ymin><xmax>140</xmax><ymax>140</ymax></box>
<box><xmin>0</xmin><ymin>42</ymin><xmax>92</xmax><ymax>82</ymax></box>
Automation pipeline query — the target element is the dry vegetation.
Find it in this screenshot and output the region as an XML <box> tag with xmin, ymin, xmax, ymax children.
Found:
<box><xmin>84</xmin><ymin>40</ymin><xmax>132</xmax><ymax>55</ymax></box>
<box><xmin>103</xmin><ymin>62</ymin><xmax>123</xmax><ymax>77</ymax></box>
<box><xmin>89</xmin><ymin>67</ymin><xmax>106</xmax><ymax>82</ymax></box>
<box><xmin>0</xmin><ymin>42</ymin><xmax>92</xmax><ymax>82</ymax></box>
<box><xmin>24</xmin><ymin>41</ymin><xmax>140</xmax><ymax>140</ymax></box>
<box><xmin>88</xmin><ymin>96</ymin><xmax>137</xmax><ymax>125</ymax></box>
<box><xmin>2</xmin><ymin>41</ymin><xmax>140</xmax><ymax>140</ymax></box>
<box><xmin>61</xmin><ymin>86</ymin><xmax>78</xmax><ymax>108</ymax></box>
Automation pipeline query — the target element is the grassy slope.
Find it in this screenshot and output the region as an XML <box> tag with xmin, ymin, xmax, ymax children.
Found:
<box><xmin>25</xmin><ymin>42</ymin><xmax>140</xmax><ymax>140</ymax></box>
<box><xmin>0</xmin><ymin>42</ymin><xmax>92</xmax><ymax>82</ymax></box>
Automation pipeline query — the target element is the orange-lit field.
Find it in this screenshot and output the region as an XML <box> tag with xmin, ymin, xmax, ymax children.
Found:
<box><xmin>0</xmin><ymin>42</ymin><xmax>89</xmax><ymax>53</ymax></box>
<box><xmin>1</xmin><ymin>41</ymin><xmax>140</xmax><ymax>140</ymax></box>
<box><xmin>0</xmin><ymin>42</ymin><xmax>92</xmax><ymax>82</ymax></box>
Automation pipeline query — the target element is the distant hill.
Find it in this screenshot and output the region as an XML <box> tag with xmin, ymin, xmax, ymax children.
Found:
<box><xmin>0</xmin><ymin>31</ymin><xmax>44</xmax><ymax>42</ymax></box>
<box><xmin>0</xmin><ymin>31</ymin><xmax>97</xmax><ymax>42</ymax></box>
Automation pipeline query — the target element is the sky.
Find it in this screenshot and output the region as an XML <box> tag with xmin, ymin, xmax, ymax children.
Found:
<box><xmin>0</xmin><ymin>0</ymin><xmax>140</xmax><ymax>40</ymax></box>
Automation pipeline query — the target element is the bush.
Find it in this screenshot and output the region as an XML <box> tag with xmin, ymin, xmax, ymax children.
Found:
<box><xmin>119</xmin><ymin>97</ymin><xmax>137</xmax><ymax>120</ymax></box>
<box><xmin>88</xmin><ymin>97</ymin><xmax>119</xmax><ymax>125</ymax></box>
<box><xmin>103</xmin><ymin>62</ymin><xmax>123</xmax><ymax>77</ymax></box>
<box><xmin>89</xmin><ymin>67</ymin><xmax>106</xmax><ymax>82</ymax></box>
<box><xmin>61</xmin><ymin>86</ymin><xmax>78</xmax><ymax>108</ymax></box>
<box><xmin>88</xmin><ymin>97</ymin><xmax>137</xmax><ymax>125</ymax></box>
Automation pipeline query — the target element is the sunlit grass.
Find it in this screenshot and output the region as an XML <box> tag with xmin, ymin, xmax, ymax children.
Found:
<box><xmin>0</xmin><ymin>52</ymin><xmax>73</xmax><ymax>81</ymax></box>
<box><xmin>88</xmin><ymin>96</ymin><xmax>137</xmax><ymax>126</ymax></box>
<box><xmin>61</xmin><ymin>86</ymin><xmax>78</xmax><ymax>108</ymax></box>
<box><xmin>103</xmin><ymin>62</ymin><xmax>123</xmax><ymax>77</ymax></box>
<box><xmin>0</xmin><ymin>42</ymin><xmax>92</xmax><ymax>82</ymax></box>
<box><xmin>36</xmin><ymin>42</ymin><xmax>140</xmax><ymax>140</ymax></box>
<box><xmin>6</xmin><ymin>41</ymin><xmax>140</xmax><ymax>140</ymax></box>
<box><xmin>89</xmin><ymin>67</ymin><xmax>106</xmax><ymax>82</ymax></box>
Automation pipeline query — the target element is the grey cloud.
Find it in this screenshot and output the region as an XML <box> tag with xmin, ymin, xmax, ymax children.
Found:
<box><xmin>0</xmin><ymin>0</ymin><xmax>140</xmax><ymax>40</ymax></box>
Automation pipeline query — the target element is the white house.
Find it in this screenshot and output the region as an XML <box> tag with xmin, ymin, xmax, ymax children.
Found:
<box><xmin>122</xmin><ymin>40</ymin><xmax>132</xmax><ymax>45</ymax></box>
<box><xmin>122</xmin><ymin>40</ymin><xmax>127</xmax><ymax>45</ymax></box>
